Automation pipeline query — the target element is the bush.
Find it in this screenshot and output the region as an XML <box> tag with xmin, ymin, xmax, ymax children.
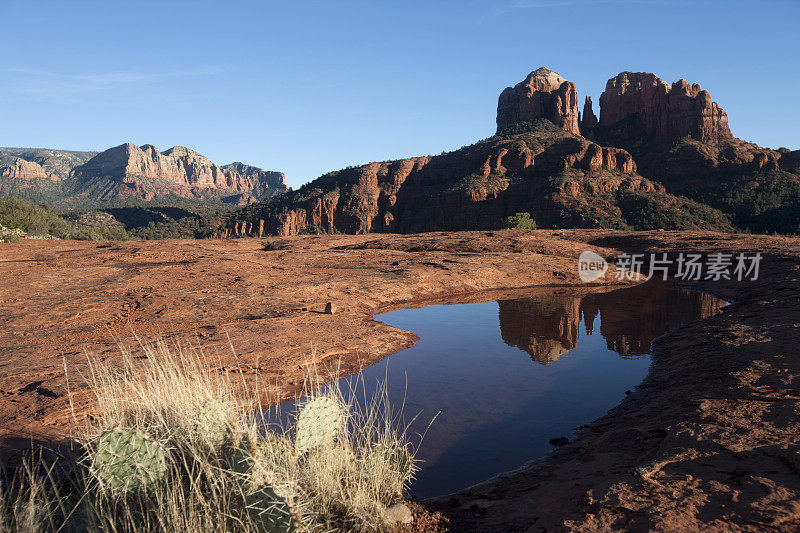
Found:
<box><xmin>299</xmin><ymin>224</ymin><xmax>328</xmax><ymax>235</ymax></box>
<box><xmin>0</xmin><ymin>197</ymin><xmax>130</xmax><ymax>241</ymax></box>
<box><xmin>0</xmin><ymin>224</ymin><xmax>25</xmax><ymax>243</ymax></box>
<box><xmin>503</xmin><ymin>212</ymin><xmax>537</xmax><ymax>230</ymax></box>
<box><xmin>497</xmin><ymin>118</ymin><xmax>560</xmax><ymax>137</ymax></box>
<box><xmin>0</xmin><ymin>196</ymin><xmax>71</xmax><ymax>238</ymax></box>
<box><xmin>0</xmin><ymin>340</ymin><xmax>424</xmax><ymax>532</ymax></box>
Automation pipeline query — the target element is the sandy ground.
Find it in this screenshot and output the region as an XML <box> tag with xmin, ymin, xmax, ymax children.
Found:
<box><xmin>1</xmin><ymin>229</ymin><xmax>799</xmax><ymax>531</ymax></box>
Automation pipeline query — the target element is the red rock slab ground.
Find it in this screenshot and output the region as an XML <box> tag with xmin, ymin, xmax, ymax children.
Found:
<box><xmin>1</xmin><ymin>229</ymin><xmax>800</xmax><ymax>531</ymax></box>
<box><xmin>0</xmin><ymin>232</ymin><xmax>624</xmax><ymax>446</ymax></box>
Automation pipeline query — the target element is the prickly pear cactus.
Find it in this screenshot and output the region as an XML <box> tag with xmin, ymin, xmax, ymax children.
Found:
<box><xmin>327</xmin><ymin>445</ymin><xmax>355</xmax><ymax>464</ymax></box>
<box><xmin>226</xmin><ymin>436</ymin><xmax>254</xmax><ymax>476</ymax></box>
<box><xmin>294</xmin><ymin>396</ymin><xmax>342</xmax><ymax>455</ymax></box>
<box><xmin>93</xmin><ymin>428</ymin><xmax>167</xmax><ymax>493</ymax></box>
<box><xmin>248</xmin><ymin>437</ymin><xmax>299</xmax><ymax>488</ymax></box>
<box><xmin>195</xmin><ymin>397</ymin><xmax>236</xmax><ymax>449</ymax></box>
<box><xmin>246</xmin><ymin>484</ymin><xmax>301</xmax><ymax>533</ymax></box>
<box><xmin>372</xmin><ymin>442</ymin><xmax>414</xmax><ymax>481</ymax></box>
<box><xmin>255</xmin><ymin>437</ymin><xmax>297</xmax><ymax>468</ymax></box>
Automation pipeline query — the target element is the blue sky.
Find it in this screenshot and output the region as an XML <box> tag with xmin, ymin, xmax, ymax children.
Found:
<box><xmin>1</xmin><ymin>0</ymin><xmax>798</xmax><ymax>188</ymax></box>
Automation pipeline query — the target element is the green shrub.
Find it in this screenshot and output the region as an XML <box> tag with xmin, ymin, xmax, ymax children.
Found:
<box><xmin>497</xmin><ymin>118</ymin><xmax>560</xmax><ymax>137</ymax></box>
<box><xmin>503</xmin><ymin>212</ymin><xmax>537</xmax><ymax>230</ymax></box>
<box><xmin>0</xmin><ymin>197</ymin><xmax>131</xmax><ymax>241</ymax></box>
<box><xmin>0</xmin><ymin>224</ymin><xmax>25</xmax><ymax>243</ymax></box>
<box><xmin>0</xmin><ymin>196</ymin><xmax>71</xmax><ymax>238</ymax></box>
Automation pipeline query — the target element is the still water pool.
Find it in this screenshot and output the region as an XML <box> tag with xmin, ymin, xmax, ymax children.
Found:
<box><xmin>276</xmin><ymin>281</ymin><xmax>726</xmax><ymax>499</ymax></box>
<box><xmin>353</xmin><ymin>281</ymin><xmax>726</xmax><ymax>498</ymax></box>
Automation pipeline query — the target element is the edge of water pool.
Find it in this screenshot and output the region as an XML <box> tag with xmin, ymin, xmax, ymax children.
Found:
<box><xmin>367</xmin><ymin>281</ymin><xmax>733</xmax><ymax>502</ymax></box>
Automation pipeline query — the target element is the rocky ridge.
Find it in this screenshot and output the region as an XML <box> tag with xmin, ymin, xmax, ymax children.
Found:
<box><xmin>0</xmin><ymin>144</ymin><xmax>286</xmax><ymax>206</ymax></box>
<box><xmin>238</xmin><ymin>68</ymin><xmax>737</xmax><ymax>236</ymax></box>
<box><xmin>0</xmin><ymin>158</ymin><xmax>59</xmax><ymax>181</ymax></box>
<box><xmin>239</xmin><ymin>121</ymin><xmax>685</xmax><ymax>236</ymax></box>
<box><xmin>70</xmin><ymin>143</ymin><xmax>286</xmax><ymax>204</ymax></box>
<box><xmin>238</xmin><ymin>66</ymin><xmax>798</xmax><ymax>236</ymax></box>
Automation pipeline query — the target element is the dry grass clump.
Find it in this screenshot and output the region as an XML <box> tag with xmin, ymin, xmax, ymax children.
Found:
<box><xmin>0</xmin><ymin>339</ymin><xmax>424</xmax><ymax>532</ymax></box>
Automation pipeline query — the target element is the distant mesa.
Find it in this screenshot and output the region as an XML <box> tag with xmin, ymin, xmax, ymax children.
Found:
<box><xmin>0</xmin><ymin>157</ymin><xmax>59</xmax><ymax>182</ymax></box>
<box><xmin>71</xmin><ymin>143</ymin><xmax>286</xmax><ymax>202</ymax></box>
<box><xmin>0</xmin><ymin>144</ymin><xmax>285</xmax><ymax>206</ymax></box>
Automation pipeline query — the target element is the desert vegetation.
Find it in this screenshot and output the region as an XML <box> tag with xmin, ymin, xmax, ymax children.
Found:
<box><xmin>0</xmin><ymin>197</ymin><xmax>127</xmax><ymax>241</ymax></box>
<box><xmin>0</xmin><ymin>341</ymin><xmax>421</xmax><ymax>532</ymax></box>
<box><xmin>502</xmin><ymin>212</ymin><xmax>537</xmax><ymax>230</ymax></box>
<box><xmin>0</xmin><ymin>197</ymin><xmax>233</xmax><ymax>242</ymax></box>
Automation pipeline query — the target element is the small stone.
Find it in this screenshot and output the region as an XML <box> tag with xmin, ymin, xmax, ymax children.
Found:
<box><xmin>384</xmin><ymin>502</ymin><xmax>413</xmax><ymax>524</ymax></box>
<box><xmin>549</xmin><ymin>436</ymin><xmax>569</xmax><ymax>447</ymax></box>
<box><xmin>324</xmin><ymin>302</ymin><xmax>335</xmax><ymax>314</ymax></box>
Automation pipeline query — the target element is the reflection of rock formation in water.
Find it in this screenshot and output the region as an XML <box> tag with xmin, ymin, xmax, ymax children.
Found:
<box><xmin>498</xmin><ymin>282</ymin><xmax>725</xmax><ymax>363</ymax></box>
<box><xmin>584</xmin><ymin>282</ymin><xmax>725</xmax><ymax>355</ymax></box>
<box><xmin>498</xmin><ymin>297</ymin><xmax>581</xmax><ymax>364</ymax></box>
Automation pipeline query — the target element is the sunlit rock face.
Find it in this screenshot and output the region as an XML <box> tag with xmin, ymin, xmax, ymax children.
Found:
<box><xmin>0</xmin><ymin>158</ymin><xmax>58</xmax><ymax>181</ymax></box>
<box><xmin>496</xmin><ymin>67</ymin><xmax>581</xmax><ymax>135</ymax></box>
<box><xmin>70</xmin><ymin>143</ymin><xmax>286</xmax><ymax>202</ymax></box>
<box><xmin>598</xmin><ymin>71</ymin><xmax>733</xmax><ymax>146</ymax></box>
<box><xmin>497</xmin><ymin>282</ymin><xmax>726</xmax><ymax>363</ymax></box>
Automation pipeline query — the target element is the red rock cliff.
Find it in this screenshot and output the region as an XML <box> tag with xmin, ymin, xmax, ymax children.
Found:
<box><xmin>497</xmin><ymin>67</ymin><xmax>581</xmax><ymax>134</ymax></box>
<box><xmin>71</xmin><ymin>143</ymin><xmax>285</xmax><ymax>201</ymax></box>
<box><xmin>257</xmin><ymin>125</ymin><xmax>652</xmax><ymax>236</ymax></box>
<box><xmin>0</xmin><ymin>158</ymin><xmax>59</xmax><ymax>181</ymax></box>
<box><xmin>598</xmin><ymin>72</ymin><xmax>733</xmax><ymax>145</ymax></box>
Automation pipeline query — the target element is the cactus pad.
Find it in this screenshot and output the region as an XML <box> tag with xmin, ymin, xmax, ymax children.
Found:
<box><xmin>372</xmin><ymin>442</ymin><xmax>414</xmax><ymax>481</ymax></box>
<box><xmin>195</xmin><ymin>397</ymin><xmax>236</xmax><ymax>449</ymax></box>
<box><xmin>255</xmin><ymin>437</ymin><xmax>297</xmax><ymax>469</ymax></box>
<box><xmin>93</xmin><ymin>428</ymin><xmax>167</xmax><ymax>493</ymax></box>
<box><xmin>294</xmin><ymin>396</ymin><xmax>342</xmax><ymax>454</ymax></box>
<box><xmin>246</xmin><ymin>484</ymin><xmax>301</xmax><ymax>533</ymax></box>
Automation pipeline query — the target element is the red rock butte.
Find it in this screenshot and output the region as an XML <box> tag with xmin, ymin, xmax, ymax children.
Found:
<box><xmin>598</xmin><ymin>71</ymin><xmax>733</xmax><ymax>145</ymax></box>
<box><xmin>496</xmin><ymin>67</ymin><xmax>581</xmax><ymax>134</ymax></box>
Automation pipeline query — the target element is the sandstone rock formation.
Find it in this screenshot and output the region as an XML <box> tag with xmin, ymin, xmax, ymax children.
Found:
<box><xmin>598</xmin><ymin>71</ymin><xmax>733</xmax><ymax>146</ymax></box>
<box><xmin>220</xmin><ymin>162</ymin><xmax>285</xmax><ymax>197</ymax></box>
<box><xmin>0</xmin><ymin>158</ymin><xmax>59</xmax><ymax>181</ymax></box>
<box><xmin>67</xmin><ymin>143</ymin><xmax>286</xmax><ymax>203</ymax></box>
<box><xmin>237</xmin><ymin>66</ymin><xmax>755</xmax><ymax>236</ymax></box>
<box><xmin>589</xmin><ymin>71</ymin><xmax>800</xmax><ymax>234</ymax></box>
<box><xmin>238</xmin><ymin>116</ymin><xmax>731</xmax><ymax>237</ymax></box>
<box><xmin>0</xmin><ymin>145</ymin><xmax>285</xmax><ymax>206</ymax></box>
<box><xmin>580</xmin><ymin>96</ymin><xmax>598</xmax><ymax>137</ymax></box>
<box><xmin>261</xmin><ymin>131</ymin><xmax>646</xmax><ymax>235</ymax></box>
<box><xmin>496</xmin><ymin>67</ymin><xmax>580</xmax><ymax>134</ymax></box>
